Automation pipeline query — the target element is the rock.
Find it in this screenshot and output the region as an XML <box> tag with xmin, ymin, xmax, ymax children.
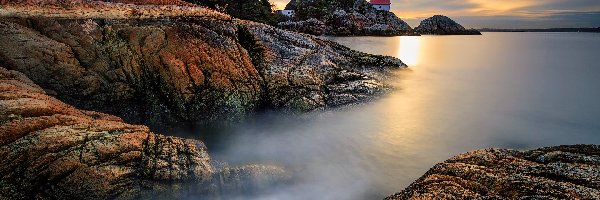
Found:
<box><xmin>284</xmin><ymin>0</ymin><xmax>416</xmax><ymax>36</ymax></box>
<box><xmin>238</xmin><ymin>20</ymin><xmax>405</xmax><ymax>111</ymax></box>
<box><xmin>386</xmin><ymin>145</ymin><xmax>600</xmax><ymax>199</ymax></box>
<box><xmin>0</xmin><ymin>66</ymin><xmax>211</xmax><ymax>199</ymax></box>
<box><xmin>0</xmin><ymin>66</ymin><xmax>290</xmax><ymax>199</ymax></box>
<box><xmin>278</xmin><ymin>18</ymin><xmax>326</xmax><ymax>36</ymax></box>
<box><xmin>414</xmin><ymin>15</ymin><xmax>481</xmax><ymax>35</ymax></box>
<box><xmin>0</xmin><ymin>0</ymin><xmax>405</xmax><ymax>130</ymax></box>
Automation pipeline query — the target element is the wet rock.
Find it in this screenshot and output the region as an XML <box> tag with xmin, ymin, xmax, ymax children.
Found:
<box><xmin>386</xmin><ymin>145</ymin><xmax>600</xmax><ymax>199</ymax></box>
<box><xmin>278</xmin><ymin>18</ymin><xmax>326</xmax><ymax>36</ymax></box>
<box><xmin>414</xmin><ymin>15</ymin><xmax>481</xmax><ymax>35</ymax></box>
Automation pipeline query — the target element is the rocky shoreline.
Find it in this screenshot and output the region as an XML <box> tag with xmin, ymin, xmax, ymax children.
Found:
<box><xmin>0</xmin><ymin>0</ymin><xmax>405</xmax><ymax>130</ymax></box>
<box><xmin>0</xmin><ymin>0</ymin><xmax>403</xmax><ymax>199</ymax></box>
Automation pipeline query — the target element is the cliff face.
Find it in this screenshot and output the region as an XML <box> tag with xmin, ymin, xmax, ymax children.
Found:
<box><xmin>0</xmin><ymin>0</ymin><xmax>405</xmax><ymax>130</ymax></box>
<box><xmin>282</xmin><ymin>0</ymin><xmax>415</xmax><ymax>36</ymax></box>
<box><xmin>386</xmin><ymin>145</ymin><xmax>600</xmax><ymax>199</ymax></box>
<box><xmin>415</xmin><ymin>15</ymin><xmax>481</xmax><ymax>35</ymax></box>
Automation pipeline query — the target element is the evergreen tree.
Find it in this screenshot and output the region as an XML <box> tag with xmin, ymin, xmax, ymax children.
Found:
<box><xmin>186</xmin><ymin>0</ymin><xmax>277</xmax><ymax>25</ymax></box>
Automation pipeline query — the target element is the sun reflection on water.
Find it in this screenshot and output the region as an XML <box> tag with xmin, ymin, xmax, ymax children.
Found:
<box><xmin>398</xmin><ymin>36</ymin><xmax>421</xmax><ymax>67</ymax></box>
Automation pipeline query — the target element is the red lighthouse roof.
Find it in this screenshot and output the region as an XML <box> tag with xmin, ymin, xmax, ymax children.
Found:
<box><xmin>370</xmin><ymin>0</ymin><xmax>390</xmax><ymax>5</ymax></box>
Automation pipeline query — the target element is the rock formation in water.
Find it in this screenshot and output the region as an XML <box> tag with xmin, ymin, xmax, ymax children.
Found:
<box><xmin>239</xmin><ymin>20</ymin><xmax>404</xmax><ymax>111</ymax></box>
<box><xmin>0</xmin><ymin>0</ymin><xmax>405</xmax><ymax>130</ymax></box>
<box><xmin>386</xmin><ymin>145</ymin><xmax>600</xmax><ymax>199</ymax></box>
<box><xmin>0</xmin><ymin>66</ymin><xmax>288</xmax><ymax>199</ymax></box>
<box><xmin>281</xmin><ymin>0</ymin><xmax>415</xmax><ymax>36</ymax></box>
<box><xmin>414</xmin><ymin>15</ymin><xmax>481</xmax><ymax>35</ymax></box>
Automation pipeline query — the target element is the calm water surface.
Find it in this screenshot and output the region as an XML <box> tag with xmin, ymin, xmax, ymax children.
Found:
<box><xmin>192</xmin><ymin>33</ymin><xmax>600</xmax><ymax>199</ymax></box>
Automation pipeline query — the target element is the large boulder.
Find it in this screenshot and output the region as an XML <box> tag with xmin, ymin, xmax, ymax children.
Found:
<box><xmin>414</xmin><ymin>15</ymin><xmax>481</xmax><ymax>35</ymax></box>
<box><xmin>386</xmin><ymin>145</ymin><xmax>600</xmax><ymax>199</ymax></box>
<box><xmin>0</xmin><ymin>0</ymin><xmax>405</xmax><ymax>130</ymax></box>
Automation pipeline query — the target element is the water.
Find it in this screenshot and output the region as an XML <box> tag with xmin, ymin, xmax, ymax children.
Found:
<box><xmin>186</xmin><ymin>33</ymin><xmax>600</xmax><ymax>199</ymax></box>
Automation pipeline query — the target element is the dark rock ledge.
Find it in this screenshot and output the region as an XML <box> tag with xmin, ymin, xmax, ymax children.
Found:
<box><xmin>386</xmin><ymin>145</ymin><xmax>600</xmax><ymax>199</ymax></box>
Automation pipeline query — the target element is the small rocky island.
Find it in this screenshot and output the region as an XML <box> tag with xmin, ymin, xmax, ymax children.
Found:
<box><xmin>278</xmin><ymin>0</ymin><xmax>415</xmax><ymax>36</ymax></box>
<box><xmin>415</xmin><ymin>15</ymin><xmax>482</xmax><ymax>35</ymax></box>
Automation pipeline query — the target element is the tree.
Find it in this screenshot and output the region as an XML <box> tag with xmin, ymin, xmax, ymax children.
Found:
<box><xmin>293</xmin><ymin>0</ymin><xmax>357</xmax><ymax>21</ymax></box>
<box><xmin>186</xmin><ymin>0</ymin><xmax>278</xmax><ymax>25</ymax></box>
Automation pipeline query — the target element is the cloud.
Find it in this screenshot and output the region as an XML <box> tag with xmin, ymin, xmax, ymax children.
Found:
<box><xmin>271</xmin><ymin>0</ymin><xmax>600</xmax><ymax>28</ymax></box>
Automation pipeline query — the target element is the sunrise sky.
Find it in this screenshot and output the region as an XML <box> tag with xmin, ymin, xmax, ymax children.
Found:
<box><xmin>271</xmin><ymin>0</ymin><xmax>600</xmax><ymax>29</ymax></box>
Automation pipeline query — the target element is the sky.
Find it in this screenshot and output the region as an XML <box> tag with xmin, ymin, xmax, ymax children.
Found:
<box><xmin>272</xmin><ymin>0</ymin><xmax>600</xmax><ymax>29</ymax></box>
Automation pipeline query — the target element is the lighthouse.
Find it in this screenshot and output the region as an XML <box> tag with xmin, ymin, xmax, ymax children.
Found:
<box><xmin>369</xmin><ymin>0</ymin><xmax>391</xmax><ymax>11</ymax></box>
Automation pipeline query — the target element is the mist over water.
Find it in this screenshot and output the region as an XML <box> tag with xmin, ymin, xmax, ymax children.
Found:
<box><xmin>176</xmin><ymin>32</ymin><xmax>600</xmax><ymax>199</ymax></box>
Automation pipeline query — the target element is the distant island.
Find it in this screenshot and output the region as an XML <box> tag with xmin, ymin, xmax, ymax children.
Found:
<box><xmin>414</xmin><ymin>15</ymin><xmax>481</xmax><ymax>35</ymax></box>
<box><xmin>480</xmin><ymin>27</ymin><xmax>600</xmax><ymax>33</ymax></box>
